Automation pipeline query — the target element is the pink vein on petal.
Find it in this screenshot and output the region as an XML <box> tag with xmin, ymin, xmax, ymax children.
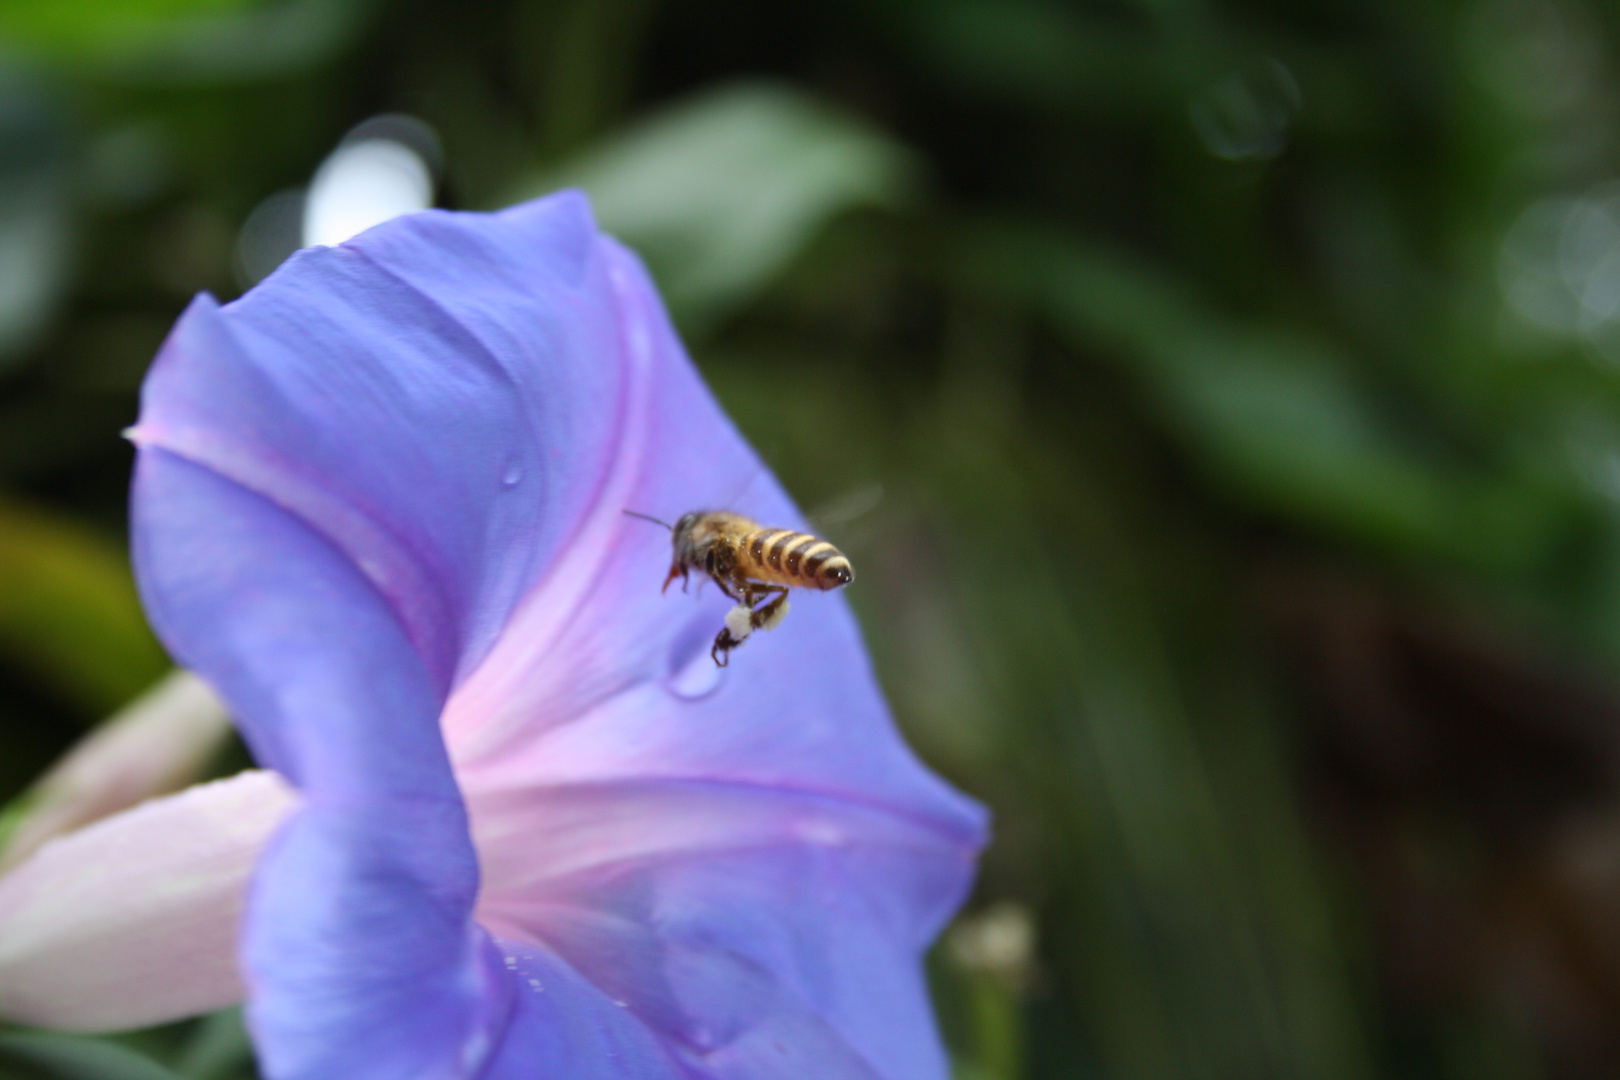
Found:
<box><xmin>126</xmin><ymin>419</ymin><xmax>458</xmax><ymax>687</ymax></box>
<box><xmin>443</xmin><ymin>243</ymin><xmax>657</xmax><ymax>765</ymax></box>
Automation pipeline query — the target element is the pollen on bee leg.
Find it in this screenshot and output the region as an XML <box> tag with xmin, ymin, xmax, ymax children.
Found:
<box><xmin>724</xmin><ymin>605</ymin><xmax>754</xmax><ymax>641</ymax></box>
<box><xmin>760</xmin><ymin>597</ymin><xmax>790</xmax><ymax>631</ymax></box>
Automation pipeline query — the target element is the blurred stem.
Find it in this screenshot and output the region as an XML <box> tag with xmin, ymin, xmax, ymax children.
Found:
<box><xmin>520</xmin><ymin>0</ymin><xmax>661</xmax><ymax>160</ymax></box>
<box><xmin>965</xmin><ymin>976</ymin><xmax>1024</xmax><ymax>1080</ymax></box>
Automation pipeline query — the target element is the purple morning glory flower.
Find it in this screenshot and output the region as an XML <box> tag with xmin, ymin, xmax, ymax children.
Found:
<box><xmin>0</xmin><ymin>191</ymin><xmax>986</xmax><ymax>1079</ymax></box>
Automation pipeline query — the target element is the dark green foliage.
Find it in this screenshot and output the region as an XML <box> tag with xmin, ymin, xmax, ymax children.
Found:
<box><xmin>0</xmin><ymin>1011</ymin><xmax>254</xmax><ymax>1080</ymax></box>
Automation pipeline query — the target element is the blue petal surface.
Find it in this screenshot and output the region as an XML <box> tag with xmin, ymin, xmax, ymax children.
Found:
<box><xmin>137</xmin><ymin>193</ymin><xmax>623</xmax><ymax>697</ymax></box>
<box><xmin>132</xmin><ymin>192</ymin><xmax>985</xmax><ymax>1080</ymax></box>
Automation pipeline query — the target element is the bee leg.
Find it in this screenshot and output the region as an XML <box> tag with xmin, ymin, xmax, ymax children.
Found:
<box><xmin>745</xmin><ymin>582</ymin><xmax>790</xmax><ymax>634</ymax></box>
<box><xmin>750</xmin><ymin>588</ymin><xmax>791</xmax><ymax>632</ymax></box>
<box><xmin>710</xmin><ymin>571</ymin><xmax>745</xmax><ymax>605</ymax></box>
<box><xmin>711</xmin><ymin>626</ymin><xmax>743</xmax><ymax>666</ymax></box>
<box><xmin>738</xmin><ymin>578</ymin><xmax>780</xmax><ymax>606</ymax></box>
<box><xmin>710</xmin><ymin>602</ymin><xmax>757</xmax><ymax>666</ymax></box>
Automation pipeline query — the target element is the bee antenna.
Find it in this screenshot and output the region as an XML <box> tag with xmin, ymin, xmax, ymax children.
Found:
<box><xmin>622</xmin><ymin>509</ymin><xmax>674</xmax><ymax>531</ymax></box>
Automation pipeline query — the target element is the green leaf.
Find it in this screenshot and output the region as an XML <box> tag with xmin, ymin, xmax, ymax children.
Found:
<box><xmin>0</xmin><ymin>68</ymin><xmax>69</xmax><ymax>368</ymax></box>
<box><xmin>0</xmin><ymin>0</ymin><xmax>376</xmax><ymax>81</ymax></box>
<box><xmin>869</xmin><ymin>0</ymin><xmax>1182</xmax><ymax>115</ymax></box>
<box><xmin>0</xmin><ymin>498</ymin><xmax>169</xmax><ymax>718</ymax></box>
<box><xmin>174</xmin><ymin>1010</ymin><xmax>252</xmax><ymax>1080</ymax></box>
<box><xmin>954</xmin><ymin>219</ymin><xmax>1582</xmax><ymax>573</ymax></box>
<box><xmin>520</xmin><ymin>81</ymin><xmax>919</xmax><ymax>332</ymax></box>
<box><xmin>0</xmin><ymin>1033</ymin><xmax>181</xmax><ymax>1080</ymax></box>
<box><xmin>0</xmin><ymin>0</ymin><xmax>259</xmax><ymax>56</ymax></box>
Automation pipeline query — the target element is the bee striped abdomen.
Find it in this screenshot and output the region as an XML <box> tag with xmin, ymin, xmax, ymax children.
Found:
<box><xmin>743</xmin><ymin>526</ymin><xmax>852</xmax><ymax>588</ymax></box>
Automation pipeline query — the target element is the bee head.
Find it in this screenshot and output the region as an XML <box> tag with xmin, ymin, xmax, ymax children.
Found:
<box><xmin>669</xmin><ymin>512</ymin><xmax>705</xmax><ymax>563</ymax></box>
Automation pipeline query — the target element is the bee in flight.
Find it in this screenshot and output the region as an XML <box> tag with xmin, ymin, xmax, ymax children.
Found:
<box><xmin>625</xmin><ymin>509</ymin><xmax>854</xmax><ymax>667</ymax></box>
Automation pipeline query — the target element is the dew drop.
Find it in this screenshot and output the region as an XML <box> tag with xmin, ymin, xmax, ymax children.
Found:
<box><xmin>500</xmin><ymin>454</ymin><xmax>524</xmax><ymax>488</ymax></box>
<box><xmin>667</xmin><ymin>639</ymin><xmax>725</xmax><ymax>700</ymax></box>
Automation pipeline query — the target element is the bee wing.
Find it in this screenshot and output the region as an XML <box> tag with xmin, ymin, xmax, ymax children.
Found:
<box><xmin>805</xmin><ymin>482</ymin><xmax>883</xmax><ymax>532</ymax></box>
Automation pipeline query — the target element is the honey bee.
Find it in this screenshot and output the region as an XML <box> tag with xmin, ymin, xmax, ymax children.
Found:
<box><xmin>625</xmin><ymin>509</ymin><xmax>855</xmax><ymax>667</ymax></box>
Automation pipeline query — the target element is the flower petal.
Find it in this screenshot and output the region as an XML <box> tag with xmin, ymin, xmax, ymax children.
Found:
<box><xmin>470</xmin><ymin>778</ymin><xmax>973</xmax><ymax>1079</ymax></box>
<box><xmin>446</xmin><ymin>241</ymin><xmax>979</xmax><ymax>829</ymax></box>
<box><xmin>0</xmin><ymin>770</ymin><xmax>295</xmax><ymax>1031</ymax></box>
<box><xmin>444</xmin><ymin>239</ymin><xmax>986</xmax><ymax>1076</ymax></box>
<box><xmin>245</xmin><ymin>805</ymin><xmax>506</xmax><ymax>1078</ymax></box>
<box><xmin>479</xmin><ymin>939</ymin><xmax>686</xmax><ymax>1080</ymax></box>
<box><xmin>131</xmin><ymin>191</ymin><xmax>985</xmax><ymax>1079</ymax></box>
<box><xmin>131</xmin><ymin>191</ymin><xmax>628</xmax><ymax>694</ymax></box>
<box><xmin>134</xmin><ymin>450</ymin><xmax>500</xmax><ymax>1077</ymax></box>
<box><xmin>128</xmin><ymin>193</ymin><xmax>673</xmax><ymax>1077</ymax></box>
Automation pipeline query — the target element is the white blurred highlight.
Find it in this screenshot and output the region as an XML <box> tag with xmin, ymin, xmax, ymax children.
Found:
<box><xmin>302</xmin><ymin>137</ymin><xmax>434</xmax><ymax>248</ymax></box>
<box><xmin>946</xmin><ymin>900</ymin><xmax>1037</xmax><ymax>990</ymax></box>
<box><xmin>233</xmin><ymin>186</ymin><xmax>305</xmax><ymax>289</ymax></box>
<box><xmin>1189</xmin><ymin>58</ymin><xmax>1301</xmax><ymax>163</ymax></box>
<box><xmin>1500</xmin><ymin>181</ymin><xmax>1620</xmax><ymax>355</ymax></box>
<box><xmin>235</xmin><ymin>115</ymin><xmax>438</xmax><ymax>287</ymax></box>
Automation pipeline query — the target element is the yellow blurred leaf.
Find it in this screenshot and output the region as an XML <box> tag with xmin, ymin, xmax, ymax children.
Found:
<box><xmin>0</xmin><ymin>497</ymin><xmax>167</xmax><ymax>718</ymax></box>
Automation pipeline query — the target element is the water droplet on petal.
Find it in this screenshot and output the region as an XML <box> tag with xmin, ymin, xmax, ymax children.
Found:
<box><xmin>500</xmin><ymin>454</ymin><xmax>523</xmax><ymax>488</ymax></box>
<box><xmin>667</xmin><ymin>638</ymin><xmax>725</xmax><ymax>700</ymax></box>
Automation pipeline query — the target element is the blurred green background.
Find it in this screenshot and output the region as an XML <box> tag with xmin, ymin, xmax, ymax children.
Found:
<box><xmin>5</xmin><ymin>0</ymin><xmax>1620</xmax><ymax>1077</ymax></box>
